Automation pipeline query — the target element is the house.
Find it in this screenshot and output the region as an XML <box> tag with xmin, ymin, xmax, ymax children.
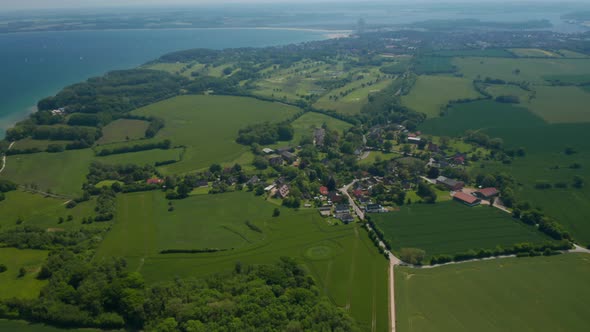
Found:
<box><xmin>453</xmin><ymin>191</ymin><xmax>481</xmax><ymax>207</ymax></box>
<box><xmin>366</xmin><ymin>204</ymin><xmax>385</xmax><ymax>213</ymax></box>
<box><xmin>318</xmin><ymin>206</ymin><xmax>332</xmax><ymax>217</ymax></box>
<box><xmin>474</xmin><ymin>187</ymin><xmax>499</xmax><ymax>199</ymax></box>
<box><xmin>336</xmin><ymin>212</ymin><xmax>355</xmax><ymax>224</ymax></box>
<box><xmin>427</xmin><ymin>143</ymin><xmax>440</xmax><ymax>153</ymax></box>
<box><xmin>450</xmin><ymin>153</ymin><xmax>467</xmax><ymax>165</ymax></box>
<box><xmin>436</xmin><ymin>176</ymin><xmax>465</xmax><ymax>191</ymax></box>
<box><xmin>277</xmin><ymin>184</ymin><xmax>290</xmax><ymax>198</ymax></box>
<box><xmin>262</xmin><ymin>148</ymin><xmax>275</xmax><ymax>154</ymax></box>
<box><xmin>268</xmin><ymin>155</ymin><xmax>283</xmax><ymax>167</ymax></box>
<box><xmin>246</xmin><ymin>176</ymin><xmax>260</xmax><ymax>186</ymax></box>
<box><xmin>314</xmin><ymin>128</ymin><xmax>326</xmax><ymax>146</ymax></box>
<box><xmin>281</xmin><ymin>151</ymin><xmax>297</xmax><ymax>163</ymax></box>
<box><xmin>319</xmin><ymin>186</ymin><xmax>329</xmax><ymax>196</ymax></box>
<box><xmin>264</xmin><ymin>184</ymin><xmax>276</xmax><ymax>191</ymax></box>
<box><xmin>147</xmin><ymin>178</ymin><xmax>163</xmax><ymax>185</ymax></box>
<box><xmin>408</xmin><ymin>137</ymin><xmax>422</xmax><ymax>144</ymax></box>
<box><xmin>328</xmin><ymin>192</ymin><xmax>344</xmax><ymax>204</ymax></box>
<box><xmin>335</xmin><ymin>204</ymin><xmax>349</xmax><ymax>214</ymax></box>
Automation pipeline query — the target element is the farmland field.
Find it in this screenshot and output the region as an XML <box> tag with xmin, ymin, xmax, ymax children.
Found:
<box><xmin>1</xmin><ymin>149</ymin><xmax>94</xmax><ymax>196</ymax></box>
<box><xmin>96</xmin><ymin>191</ymin><xmax>389</xmax><ymax>331</ymax></box>
<box><xmin>96</xmin><ymin>147</ymin><xmax>184</xmax><ymax>166</ymax></box>
<box><xmin>509</xmin><ymin>48</ymin><xmax>560</xmax><ymax>58</ymax></box>
<box><xmin>290</xmin><ymin>112</ymin><xmax>353</xmax><ymax>144</ymax></box>
<box><xmin>371</xmin><ymin>201</ymin><xmax>554</xmax><ymax>258</ymax></box>
<box><xmin>96</xmin><ymin>119</ymin><xmax>150</xmax><ymax>145</ymax></box>
<box><xmin>0</xmin><ymin>248</ymin><xmax>48</xmax><ymax>299</ymax></box>
<box><xmin>402</xmin><ymin>75</ymin><xmax>481</xmax><ymax>118</ymax></box>
<box><xmin>396</xmin><ymin>254</ymin><xmax>590</xmax><ymax>332</ymax></box>
<box><xmin>528</xmin><ymin>86</ymin><xmax>590</xmax><ymax>123</ymax></box>
<box><xmin>132</xmin><ymin>95</ymin><xmax>300</xmax><ymax>173</ymax></box>
<box><xmin>12</xmin><ymin>138</ymin><xmax>72</xmax><ymax>150</ymax></box>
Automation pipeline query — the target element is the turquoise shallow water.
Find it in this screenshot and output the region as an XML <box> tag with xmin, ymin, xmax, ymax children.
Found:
<box><xmin>0</xmin><ymin>28</ymin><xmax>326</xmax><ymax>137</ymax></box>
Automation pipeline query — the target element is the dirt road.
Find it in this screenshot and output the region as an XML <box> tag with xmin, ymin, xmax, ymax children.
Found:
<box><xmin>0</xmin><ymin>141</ymin><xmax>15</xmax><ymax>174</ymax></box>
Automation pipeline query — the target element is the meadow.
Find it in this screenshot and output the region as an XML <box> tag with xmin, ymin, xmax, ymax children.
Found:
<box><xmin>528</xmin><ymin>85</ymin><xmax>590</xmax><ymax>123</ymax></box>
<box><xmin>454</xmin><ymin>57</ymin><xmax>590</xmax><ymax>84</ymax></box>
<box><xmin>290</xmin><ymin>112</ymin><xmax>353</xmax><ymax>144</ymax></box>
<box><xmin>95</xmin><ymin>190</ymin><xmax>390</xmax><ymax>331</ymax></box>
<box><xmin>395</xmin><ymin>254</ymin><xmax>590</xmax><ymax>332</ymax></box>
<box><xmin>508</xmin><ymin>48</ymin><xmax>560</xmax><ymax>58</ymax></box>
<box><xmin>132</xmin><ymin>95</ymin><xmax>301</xmax><ymax>173</ymax></box>
<box><xmin>401</xmin><ymin>75</ymin><xmax>481</xmax><ymax>118</ymax></box>
<box><xmin>1</xmin><ymin>149</ymin><xmax>94</xmax><ymax>196</ymax></box>
<box><xmin>371</xmin><ymin>201</ymin><xmax>554</xmax><ymax>258</ymax></box>
<box><xmin>96</xmin><ymin>119</ymin><xmax>150</xmax><ymax>145</ymax></box>
<box><xmin>0</xmin><ymin>248</ymin><xmax>48</xmax><ymax>300</ymax></box>
<box><xmin>413</xmin><ymin>57</ymin><xmax>456</xmax><ymax>74</ymax></box>
<box><xmin>96</xmin><ymin>147</ymin><xmax>184</xmax><ymax>166</ymax></box>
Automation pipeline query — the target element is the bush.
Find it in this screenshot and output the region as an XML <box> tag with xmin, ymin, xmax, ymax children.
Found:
<box><xmin>0</xmin><ymin>264</ymin><xmax>7</xmax><ymax>273</ymax></box>
<box><xmin>400</xmin><ymin>248</ymin><xmax>426</xmax><ymax>265</ymax></box>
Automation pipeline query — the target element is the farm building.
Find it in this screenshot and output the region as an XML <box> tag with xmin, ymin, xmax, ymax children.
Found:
<box><xmin>281</xmin><ymin>151</ymin><xmax>297</xmax><ymax>163</ymax></box>
<box><xmin>453</xmin><ymin>191</ymin><xmax>481</xmax><ymax>207</ymax></box>
<box><xmin>318</xmin><ymin>206</ymin><xmax>332</xmax><ymax>217</ymax></box>
<box><xmin>436</xmin><ymin>176</ymin><xmax>465</xmax><ymax>191</ymax></box>
<box><xmin>262</xmin><ymin>148</ymin><xmax>275</xmax><ymax>154</ymax></box>
<box><xmin>408</xmin><ymin>137</ymin><xmax>422</xmax><ymax>144</ymax></box>
<box><xmin>475</xmin><ymin>187</ymin><xmax>499</xmax><ymax>199</ymax></box>
<box><xmin>147</xmin><ymin>178</ymin><xmax>163</xmax><ymax>185</ymax></box>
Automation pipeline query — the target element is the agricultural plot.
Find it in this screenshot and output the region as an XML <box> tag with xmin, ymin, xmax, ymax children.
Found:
<box><xmin>454</xmin><ymin>57</ymin><xmax>590</xmax><ymax>84</ymax></box>
<box><xmin>1</xmin><ymin>149</ymin><xmax>94</xmax><ymax>196</ymax></box>
<box><xmin>290</xmin><ymin>112</ymin><xmax>353</xmax><ymax>144</ymax></box>
<box><xmin>413</xmin><ymin>57</ymin><xmax>457</xmax><ymax>74</ymax></box>
<box><xmin>396</xmin><ymin>254</ymin><xmax>590</xmax><ymax>332</ymax></box>
<box><xmin>528</xmin><ymin>86</ymin><xmax>590</xmax><ymax>123</ymax></box>
<box><xmin>371</xmin><ymin>201</ymin><xmax>554</xmax><ymax>259</ymax></box>
<box><xmin>508</xmin><ymin>48</ymin><xmax>560</xmax><ymax>58</ymax></box>
<box><xmin>96</xmin><ymin>119</ymin><xmax>150</xmax><ymax>145</ymax></box>
<box><xmin>97</xmin><ymin>147</ymin><xmax>184</xmax><ymax>166</ymax></box>
<box><xmin>0</xmin><ymin>248</ymin><xmax>48</xmax><ymax>299</ymax></box>
<box><xmin>132</xmin><ymin>95</ymin><xmax>300</xmax><ymax>173</ymax></box>
<box><xmin>402</xmin><ymin>75</ymin><xmax>481</xmax><ymax>118</ymax></box>
<box><xmin>431</xmin><ymin>49</ymin><xmax>514</xmax><ymax>58</ymax></box>
<box><xmin>96</xmin><ymin>190</ymin><xmax>389</xmax><ymax>331</ymax></box>
<box><xmin>0</xmin><ymin>190</ymin><xmax>99</xmax><ymax>231</ymax></box>
<box><xmin>484</xmin><ymin>83</ymin><xmax>533</xmax><ymax>103</ymax></box>
<box><xmin>12</xmin><ymin>138</ymin><xmax>72</xmax><ymax>150</ymax></box>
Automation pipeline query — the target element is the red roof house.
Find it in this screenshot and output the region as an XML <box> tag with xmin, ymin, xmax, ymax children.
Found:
<box><xmin>320</xmin><ymin>186</ymin><xmax>329</xmax><ymax>196</ymax></box>
<box><xmin>475</xmin><ymin>187</ymin><xmax>499</xmax><ymax>199</ymax></box>
<box><xmin>453</xmin><ymin>192</ymin><xmax>481</xmax><ymax>206</ymax></box>
<box><xmin>147</xmin><ymin>178</ymin><xmax>163</xmax><ymax>185</ymax></box>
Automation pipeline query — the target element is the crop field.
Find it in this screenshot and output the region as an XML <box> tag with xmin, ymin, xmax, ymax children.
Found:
<box><xmin>1</xmin><ymin>149</ymin><xmax>94</xmax><ymax>196</ymax></box>
<box><xmin>290</xmin><ymin>112</ymin><xmax>353</xmax><ymax>144</ymax></box>
<box><xmin>132</xmin><ymin>95</ymin><xmax>300</xmax><ymax>173</ymax></box>
<box><xmin>96</xmin><ymin>190</ymin><xmax>389</xmax><ymax>331</ymax></box>
<box><xmin>395</xmin><ymin>254</ymin><xmax>590</xmax><ymax>332</ymax></box>
<box><xmin>96</xmin><ymin>119</ymin><xmax>150</xmax><ymax>145</ymax></box>
<box><xmin>0</xmin><ymin>248</ymin><xmax>48</xmax><ymax>299</ymax></box>
<box><xmin>0</xmin><ymin>190</ymin><xmax>100</xmax><ymax>231</ymax></box>
<box><xmin>484</xmin><ymin>83</ymin><xmax>533</xmax><ymax>102</ymax></box>
<box><xmin>371</xmin><ymin>201</ymin><xmax>554</xmax><ymax>258</ymax></box>
<box><xmin>528</xmin><ymin>86</ymin><xmax>590</xmax><ymax>123</ymax></box>
<box><xmin>12</xmin><ymin>138</ymin><xmax>72</xmax><ymax>150</ymax></box>
<box><xmin>413</xmin><ymin>57</ymin><xmax>456</xmax><ymax>74</ymax></box>
<box><xmin>402</xmin><ymin>75</ymin><xmax>481</xmax><ymax>118</ymax></box>
<box><xmin>509</xmin><ymin>48</ymin><xmax>560</xmax><ymax>58</ymax></box>
<box><xmin>431</xmin><ymin>49</ymin><xmax>514</xmax><ymax>57</ymax></box>
<box><xmin>97</xmin><ymin>147</ymin><xmax>184</xmax><ymax>166</ymax></box>
<box><xmin>557</xmin><ymin>49</ymin><xmax>590</xmax><ymax>58</ymax></box>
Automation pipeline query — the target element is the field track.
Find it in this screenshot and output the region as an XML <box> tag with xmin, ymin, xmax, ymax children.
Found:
<box><xmin>0</xmin><ymin>141</ymin><xmax>14</xmax><ymax>174</ymax></box>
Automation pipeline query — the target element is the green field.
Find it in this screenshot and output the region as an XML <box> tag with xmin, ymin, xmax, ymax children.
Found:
<box><xmin>96</xmin><ymin>147</ymin><xmax>184</xmax><ymax>166</ymax></box>
<box><xmin>132</xmin><ymin>95</ymin><xmax>300</xmax><ymax>173</ymax></box>
<box><xmin>413</xmin><ymin>57</ymin><xmax>456</xmax><ymax>74</ymax></box>
<box><xmin>509</xmin><ymin>48</ymin><xmax>560</xmax><ymax>58</ymax></box>
<box><xmin>431</xmin><ymin>49</ymin><xmax>514</xmax><ymax>58</ymax></box>
<box><xmin>1</xmin><ymin>149</ymin><xmax>94</xmax><ymax>196</ymax></box>
<box><xmin>454</xmin><ymin>57</ymin><xmax>590</xmax><ymax>84</ymax></box>
<box><xmin>396</xmin><ymin>254</ymin><xmax>590</xmax><ymax>332</ymax></box>
<box><xmin>96</xmin><ymin>191</ymin><xmax>389</xmax><ymax>331</ymax></box>
<box><xmin>371</xmin><ymin>201</ymin><xmax>554</xmax><ymax>258</ymax></box>
<box><xmin>12</xmin><ymin>138</ymin><xmax>72</xmax><ymax>150</ymax></box>
<box><xmin>0</xmin><ymin>248</ymin><xmax>48</xmax><ymax>299</ymax></box>
<box><xmin>0</xmin><ymin>190</ymin><xmax>100</xmax><ymax>231</ymax></box>
<box><xmin>484</xmin><ymin>84</ymin><xmax>533</xmax><ymax>102</ymax></box>
<box><xmin>290</xmin><ymin>112</ymin><xmax>353</xmax><ymax>144</ymax></box>
<box><xmin>402</xmin><ymin>75</ymin><xmax>481</xmax><ymax>118</ymax></box>
<box><xmin>528</xmin><ymin>86</ymin><xmax>590</xmax><ymax>123</ymax></box>
<box><xmin>96</xmin><ymin>119</ymin><xmax>150</xmax><ymax>145</ymax></box>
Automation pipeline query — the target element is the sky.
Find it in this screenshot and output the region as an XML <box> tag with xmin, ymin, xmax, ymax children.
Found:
<box><xmin>0</xmin><ymin>0</ymin><xmax>578</xmax><ymax>11</ymax></box>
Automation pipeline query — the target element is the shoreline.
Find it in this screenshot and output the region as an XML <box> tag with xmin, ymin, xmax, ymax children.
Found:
<box><xmin>0</xmin><ymin>26</ymin><xmax>353</xmax><ymax>39</ymax></box>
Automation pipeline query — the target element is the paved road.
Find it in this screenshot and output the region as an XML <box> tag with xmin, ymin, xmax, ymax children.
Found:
<box><xmin>0</xmin><ymin>142</ymin><xmax>15</xmax><ymax>174</ymax></box>
<box><xmin>339</xmin><ymin>180</ymin><xmax>366</xmax><ymax>220</ymax></box>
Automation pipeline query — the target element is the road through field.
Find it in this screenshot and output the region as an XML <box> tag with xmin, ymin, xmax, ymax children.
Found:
<box><xmin>0</xmin><ymin>142</ymin><xmax>14</xmax><ymax>174</ymax></box>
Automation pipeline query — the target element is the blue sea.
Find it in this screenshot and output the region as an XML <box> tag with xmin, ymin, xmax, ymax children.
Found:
<box><xmin>0</xmin><ymin>28</ymin><xmax>327</xmax><ymax>137</ymax></box>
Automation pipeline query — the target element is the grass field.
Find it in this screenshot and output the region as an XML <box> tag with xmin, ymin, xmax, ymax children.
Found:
<box><xmin>402</xmin><ymin>75</ymin><xmax>481</xmax><ymax>118</ymax></box>
<box><xmin>96</xmin><ymin>191</ymin><xmax>389</xmax><ymax>331</ymax></box>
<box><xmin>528</xmin><ymin>86</ymin><xmax>590</xmax><ymax>123</ymax></box>
<box><xmin>132</xmin><ymin>95</ymin><xmax>300</xmax><ymax>173</ymax></box>
<box><xmin>484</xmin><ymin>84</ymin><xmax>533</xmax><ymax>102</ymax></box>
<box><xmin>0</xmin><ymin>190</ymin><xmax>100</xmax><ymax>231</ymax></box>
<box><xmin>12</xmin><ymin>138</ymin><xmax>72</xmax><ymax>150</ymax></box>
<box><xmin>96</xmin><ymin>119</ymin><xmax>150</xmax><ymax>145</ymax></box>
<box><xmin>413</xmin><ymin>57</ymin><xmax>456</xmax><ymax>74</ymax></box>
<box><xmin>509</xmin><ymin>48</ymin><xmax>560</xmax><ymax>58</ymax></box>
<box><xmin>0</xmin><ymin>248</ymin><xmax>48</xmax><ymax>299</ymax></box>
<box><xmin>97</xmin><ymin>147</ymin><xmax>184</xmax><ymax>166</ymax></box>
<box><xmin>290</xmin><ymin>112</ymin><xmax>353</xmax><ymax>144</ymax></box>
<box><xmin>396</xmin><ymin>253</ymin><xmax>590</xmax><ymax>332</ymax></box>
<box><xmin>371</xmin><ymin>201</ymin><xmax>554</xmax><ymax>258</ymax></box>
<box><xmin>454</xmin><ymin>57</ymin><xmax>590</xmax><ymax>84</ymax></box>
<box><xmin>359</xmin><ymin>151</ymin><xmax>397</xmax><ymax>166</ymax></box>
<box><xmin>431</xmin><ymin>49</ymin><xmax>514</xmax><ymax>58</ymax></box>
<box><xmin>1</xmin><ymin>149</ymin><xmax>94</xmax><ymax>196</ymax></box>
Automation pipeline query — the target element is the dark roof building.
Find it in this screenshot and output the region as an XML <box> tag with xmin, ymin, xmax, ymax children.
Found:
<box><xmin>453</xmin><ymin>192</ymin><xmax>481</xmax><ymax>206</ymax></box>
<box><xmin>335</xmin><ymin>204</ymin><xmax>349</xmax><ymax>214</ymax></box>
<box><xmin>475</xmin><ymin>187</ymin><xmax>499</xmax><ymax>199</ymax></box>
<box><xmin>336</xmin><ymin>212</ymin><xmax>355</xmax><ymax>224</ymax></box>
<box><xmin>436</xmin><ymin>176</ymin><xmax>465</xmax><ymax>191</ymax></box>
<box><xmin>281</xmin><ymin>151</ymin><xmax>297</xmax><ymax>163</ymax></box>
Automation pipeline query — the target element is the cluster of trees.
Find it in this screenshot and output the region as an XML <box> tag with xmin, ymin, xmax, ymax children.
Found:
<box><xmin>0</xmin><ymin>180</ymin><xmax>17</xmax><ymax>202</ymax></box>
<box><xmin>236</xmin><ymin>122</ymin><xmax>294</xmax><ymax>145</ymax></box>
<box><xmin>96</xmin><ymin>139</ymin><xmax>171</xmax><ymax>156</ymax></box>
<box><xmin>464</xmin><ymin>130</ymin><xmax>503</xmax><ymax>150</ymax></box>
<box><xmin>86</xmin><ymin>162</ymin><xmax>159</xmax><ymax>186</ymax></box>
<box><xmin>94</xmin><ymin>189</ymin><xmax>116</xmax><ymax>222</ymax></box>
<box><xmin>416</xmin><ymin>182</ymin><xmax>437</xmax><ymax>204</ymax></box>
<box><xmin>1</xmin><ymin>255</ymin><xmax>358</xmax><ymax>331</ymax></box>
<box><xmin>0</xmin><ymin>226</ymin><xmax>104</xmax><ymax>250</ymax></box>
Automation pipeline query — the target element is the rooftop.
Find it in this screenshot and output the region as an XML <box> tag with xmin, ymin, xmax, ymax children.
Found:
<box><xmin>453</xmin><ymin>191</ymin><xmax>479</xmax><ymax>204</ymax></box>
